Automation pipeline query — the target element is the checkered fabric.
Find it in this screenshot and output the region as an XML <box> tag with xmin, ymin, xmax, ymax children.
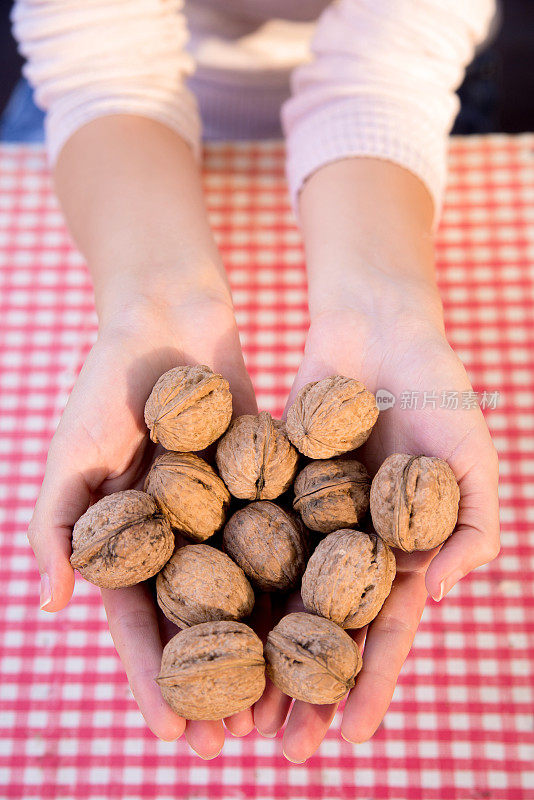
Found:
<box><xmin>1</xmin><ymin>136</ymin><xmax>533</xmax><ymax>800</ymax></box>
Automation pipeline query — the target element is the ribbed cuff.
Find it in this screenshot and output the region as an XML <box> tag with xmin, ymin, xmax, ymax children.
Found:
<box><xmin>45</xmin><ymin>90</ymin><xmax>202</xmax><ymax>165</ymax></box>
<box><xmin>284</xmin><ymin>97</ymin><xmax>447</xmax><ymax>229</ymax></box>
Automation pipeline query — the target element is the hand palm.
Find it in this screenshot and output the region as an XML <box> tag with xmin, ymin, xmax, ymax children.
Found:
<box><xmin>254</xmin><ymin>312</ymin><xmax>500</xmax><ymax>761</ymax></box>
<box><xmin>32</xmin><ymin>302</ymin><xmax>499</xmax><ymax>760</ymax></box>
<box><xmin>30</xmin><ymin>302</ymin><xmax>259</xmax><ymax>756</ymax></box>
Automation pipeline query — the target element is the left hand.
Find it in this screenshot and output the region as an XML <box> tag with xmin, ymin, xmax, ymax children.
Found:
<box><xmin>254</xmin><ymin>305</ymin><xmax>500</xmax><ymax>761</ymax></box>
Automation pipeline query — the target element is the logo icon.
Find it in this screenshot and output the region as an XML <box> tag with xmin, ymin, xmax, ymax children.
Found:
<box><xmin>376</xmin><ymin>389</ymin><xmax>396</xmax><ymax>411</ymax></box>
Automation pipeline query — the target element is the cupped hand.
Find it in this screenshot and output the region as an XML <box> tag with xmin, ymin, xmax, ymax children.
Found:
<box><xmin>254</xmin><ymin>307</ymin><xmax>500</xmax><ymax>761</ymax></box>
<box><xmin>28</xmin><ymin>298</ymin><xmax>258</xmax><ymax>756</ymax></box>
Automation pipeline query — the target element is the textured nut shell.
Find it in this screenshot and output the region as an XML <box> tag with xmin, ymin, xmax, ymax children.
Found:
<box><xmin>223</xmin><ymin>501</ymin><xmax>309</xmax><ymax>592</ymax></box>
<box><xmin>216</xmin><ymin>412</ymin><xmax>299</xmax><ymax>500</ymax></box>
<box><xmin>264</xmin><ymin>612</ymin><xmax>362</xmax><ymax>704</ymax></box>
<box><xmin>301</xmin><ymin>529</ymin><xmax>396</xmax><ymax>628</ymax></box>
<box><xmin>70</xmin><ymin>490</ymin><xmax>174</xmax><ymax>589</ymax></box>
<box><xmin>156</xmin><ymin>544</ymin><xmax>255</xmax><ymax>627</ymax></box>
<box><xmin>293</xmin><ymin>458</ymin><xmax>370</xmax><ymax>533</ymax></box>
<box><xmin>145</xmin><ymin>452</ymin><xmax>230</xmax><ymax>542</ymax></box>
<box><xmin>370</xmin><ymin>454</ymin><xmax>460</xmax><ymax>551</ymax></box>
<box><xmin>157</xmin><ymin>621</ymin><xmax>265</xmax><ymax>720</ymax></box>
<box><xmin>286</xmin><ymin>376</ymin><xmax>379</xmax><ymax>459</ymax></box>
<box><xmin>144</xmin><ymin>365</ymin><xmax>232</xmax><ymax>452</ymax></box>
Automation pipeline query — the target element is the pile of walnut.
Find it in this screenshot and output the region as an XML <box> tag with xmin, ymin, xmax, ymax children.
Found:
<box><xmin>70</xmin><ymin>365</ymin><xmax>460</xmax><ymax>721</ymax></box>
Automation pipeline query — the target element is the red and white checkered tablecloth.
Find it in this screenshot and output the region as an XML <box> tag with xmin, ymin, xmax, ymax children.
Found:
<box><xmin>0</xmin><ymin>136</ymin><xmax>533</xmax><ymax>800</ymax></box>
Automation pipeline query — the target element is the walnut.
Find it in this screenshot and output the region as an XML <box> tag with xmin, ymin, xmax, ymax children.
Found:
<box><xmin>370</xmin><ymin>453</ymin><xmax>460</xmax><ymax>551</ymax></box>
<box><xmin>301</xmin><ymin>529</ymin><xmax>395</xmax><ymax>628</ymax></box>
<box><xmin>286</xmin><ymin>376</ymin><xmax>378</xmax><ymax>459</ymax></box>
<box><xmin>156</xmin><ymin>544</ymin><xmax>255</xmax><ymax>628</ymax></box>
<box><xmin>293</xmin><ymin>458</ymin><xmax>370</xmax><ymax>533</ymax></box>
<box><xmin>144</xmin><ymin>365</ymin><xmax>232</xmax><ymax>452</ymax></box>
<box><xmin>223</xmin><ymin>501</ymin><xmax>309</xmax><ymax>592</ymax></box>
<box><xmin>157</xmin><ymin>621</ymin><xmax>265</xmax><ymax>720</ymax></box>
<box><xmin>264</xmin><ymin>612</ymin><xmax>362</xmax><ymax>704</ymax></box>
<box><xmin>215</xmin><ymin>411</ymin><xmax>299</xmax><ymax>500</ymax></box>
<box><xmin>145</xmin><ymin>452</ymin><xmax>230</xmax><ymax>542</ymax></box>
<box><xmin>70</xmin><ymin>490</ymin><xmax>173</xmax><ymax>589</ymax></box>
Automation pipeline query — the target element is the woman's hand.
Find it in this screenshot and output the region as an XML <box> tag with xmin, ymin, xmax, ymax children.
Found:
<box><xmin>254</xmin><ymin>302</ymin><xmax>500</xmax><ymax>760</ymax></box>
<box><xmin>27</xmin><ymin>115</ymin><xmax>268</xmax><ymax>756</ymax></box>
<box><xmin>28</xmin><ymin>297</ymin><xmax>258</xmax><ymax>757</ymax></box>
<box><xmin>252</xmin><ymin>156</ymin><xmax>500</xmax><ymax>760</ymax></box>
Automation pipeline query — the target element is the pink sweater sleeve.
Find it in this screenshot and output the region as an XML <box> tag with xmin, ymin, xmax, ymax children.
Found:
<box><xmin>12</xmin><ymin>0</ymin><xmax>201</xmax><ymax>165</ymax></box>
<box><xmin>282</xmin><ymin>0</ymin><xmax>496</xmax><ymax>224</ymax></box>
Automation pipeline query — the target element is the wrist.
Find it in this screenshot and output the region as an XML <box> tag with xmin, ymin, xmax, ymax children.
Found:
<box><xmin>308</xmin><ymin>267</ymin><xmax>445</xmax><ymax>335</ymax></box>
<box><xmin>94</xmin><ymin>258</ymin><xmax>234</xmax><ymax>333</ymax></box>
<box><xmin>304</xmin><ymin>280</ymin><xmax>448</xmax><ymax>394</ymax></box>
<box><xmin>299</xmin><ymin>156</ymin><xmax>444</xmax><ymax>331</ymax></box>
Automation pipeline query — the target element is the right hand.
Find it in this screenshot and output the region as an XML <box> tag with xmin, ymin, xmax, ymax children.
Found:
<box><xmin>28</xmin><ymin>297</ymin><xmax>258</xmax><ymax>757</ymax></box>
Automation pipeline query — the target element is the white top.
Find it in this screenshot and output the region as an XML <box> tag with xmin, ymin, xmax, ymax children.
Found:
<box><xmin>12</xmin><ymin>0</ymin><xmax>495</xmax><ymax>221</ymax></box>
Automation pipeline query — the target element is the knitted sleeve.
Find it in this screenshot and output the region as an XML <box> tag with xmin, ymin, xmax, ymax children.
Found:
<box><xmin>282</xmin><ymin>0</ymin><xmax>496</xmax><ymax>223</ymax></box>
<box><xmin>12</xmin><ymin>0</ymin><xmax>201</xmax><ymax>164</ymax></box>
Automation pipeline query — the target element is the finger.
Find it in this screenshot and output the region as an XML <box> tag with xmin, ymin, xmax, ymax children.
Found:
<box><xmin>224</xmin><ymin>709</ymin><xmax>255</xmax><ymax>738</ymax></box>
<box><xmin>28</xmin><ymin>453</ymin><xmax>99</xmax><ymax>612</ymax></box>
<box><xmin>283</xmin><ymin>358</ymin><xmax>333</xmax><ymax>419</ymax></box>
<box><xmin>225</xmin><ymin>369</ymin><xmax>258</xmax><ymax>418</ymax></box>
<box><xmin>253</xmin><ymin>678</ymin><xmax>292</xmax><ymax>737</ymax></box>
<box><xmin>394</xmin><ymin>548</ymin><xmax>437</xmax><ymax>574</ymax></box>
<box><xmin>282</xmin><ymin>702</ymin><xmax>338</xmax><ymax>763</ymax></box>
<box><xmin>102</xmin><ymin>583</ymin><xmax>186</xmax><ymax>742</ymax></box>
<box><xmin>185</xmin><ymin>720</ymin><xmax>225</xmax><ymax>759</ymax></box>
<box><xmin>425</xmin><ymin>451</ymin><xmax>500</xmax><ymax>601</ymax></box>
<box><xmin>280</xmin><ymin>626</ymin><xmax>366</xmax><ymax>761</ymax></box>
<box><xmin>211</xmin><ymin>326</ymin><xmax>258</xmax><ymax>417</ymax></box>
<box><xmin>341</xmin><ymin>570</ymin><xmax>427</xmax><ymax>744</ymax></box>
<box><xmin>253</xmin><ymin>592</ymin><xmax>306</xmax><ymax>736</ymax></box>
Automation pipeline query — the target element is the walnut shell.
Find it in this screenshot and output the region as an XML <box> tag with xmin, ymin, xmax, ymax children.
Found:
<box><xmin>286</xmin><ymin>376</ymin><xmax>379</xmax><ymax>459</ymax></box>
<box><xmin>301</xmin><ymin>529</ymin><xmax>395</xmax><ymax>628</ymax></box>
<box><xmin>70</xmin><ymin>490</ymin><xmax>174</xmax><ymax>589</ymax></box>
<box><xmin>223</xmin><ymin>501</ymin><xmax>309</xmax><ymax>592</ymax></box>
<box><xmin>264</xmin><ymin>612</ymin><xmax>362</xmax><ymax>704</ymax></box>
<box><xmin>215</xmin><ymin>411</ymin><xmax>299</xmax><ymax>500</ymax></box>
<box><xmin>145</xmin><ymin>452</ymin><xmax>230</xmax><ymax>542</ymax></box>
<box><xmin>144</xmin><ymin>365</ymin><xmax>232</xmax><ymax>452</ymax></box>
<box><xmin>293</xmin><ymin>458</ymin><xmax>370</xmax><ymax>533</ymax></box>
<box><xmin>157</xmin><ymin>621</ymin><xmax>265</xmax><ymax>720</ymax></box>
<box><xmin>370</xmin><ymin>453</ymin><xmax>460</xmax><ymax>551</ymax></box>
<box><xmin>156</xmin><ymin>544</ymin><xmax>255</xmax><ymax>627</ymax></box>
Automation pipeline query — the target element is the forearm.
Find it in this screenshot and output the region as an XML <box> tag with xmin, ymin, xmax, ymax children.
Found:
<box><xmin>54</xmin><ymin>115</ymin><xmax>230</xmax><ymax>326</ymax></box>
<box><xmin>299</xmin><ymin>158</ymin><xmax>445</xmax><ymax>330</ymax></box>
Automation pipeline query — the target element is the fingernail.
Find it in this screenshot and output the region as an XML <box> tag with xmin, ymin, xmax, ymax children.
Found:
<box><xmin>227</xmin><ymin>728</ymin><xmax>252</xmax><ymax>738</ymax></box>
<box><xmin>257</xmin><ymin>730</ymin><xmax>277</xmax><ymax>739</ymax></box>
<box><xmin>431</xmin><ymin>582</ymin><xmax>444</xmax><ymax>602</ymax></box>
<box><xmin>195</xmin><ymin>747</ymin><xmax>223</xmax><ymax>761</ymax></box>
<box><xmin>341</xmin><ymin>730</ymin><xmax>363</xmax><ymax>744</ymax></box>
<box><xmin>283</xmin><ymin>749</ymin><xmax>307</xmax><ymax>764</ymax></box>
<box><xmin>434</xmin><ymin>569</ymin><xmax>464</xmax><ymax>602</ymax></box>
<box><xmin>39</xmin><ymin>573</ymin><xmax>52</xmax><ymax>610</ymax></box>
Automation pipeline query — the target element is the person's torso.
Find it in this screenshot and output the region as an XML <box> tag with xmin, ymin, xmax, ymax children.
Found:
<box><xmin>182</xmin><ymin>0</ymin><xmax>329</xmax><ymax>139</ymax></box>
<box><xmin>184</xmin><ymin>0</ymin><xmax>329</xmax><ymax>79</ymax></box>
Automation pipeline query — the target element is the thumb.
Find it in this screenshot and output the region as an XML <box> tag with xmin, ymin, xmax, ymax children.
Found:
<box><xmin>283</xmin><ymin>356</ymin><xmax>334</xmax><ymax>420</ymax></box>
<box><xmin>211</xmin><ymin>335</ymin><xmax>258</xmax><ymax>417</ymax></box>
<box><xmin>425</xmin><ymin>450</ymin><xmax>500</xmax><ymax>601</ymax></box>
<box><xmin>28</xmin><ymin>440</ymin><xmax>103</xmax><ymax>612</ymax></box>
